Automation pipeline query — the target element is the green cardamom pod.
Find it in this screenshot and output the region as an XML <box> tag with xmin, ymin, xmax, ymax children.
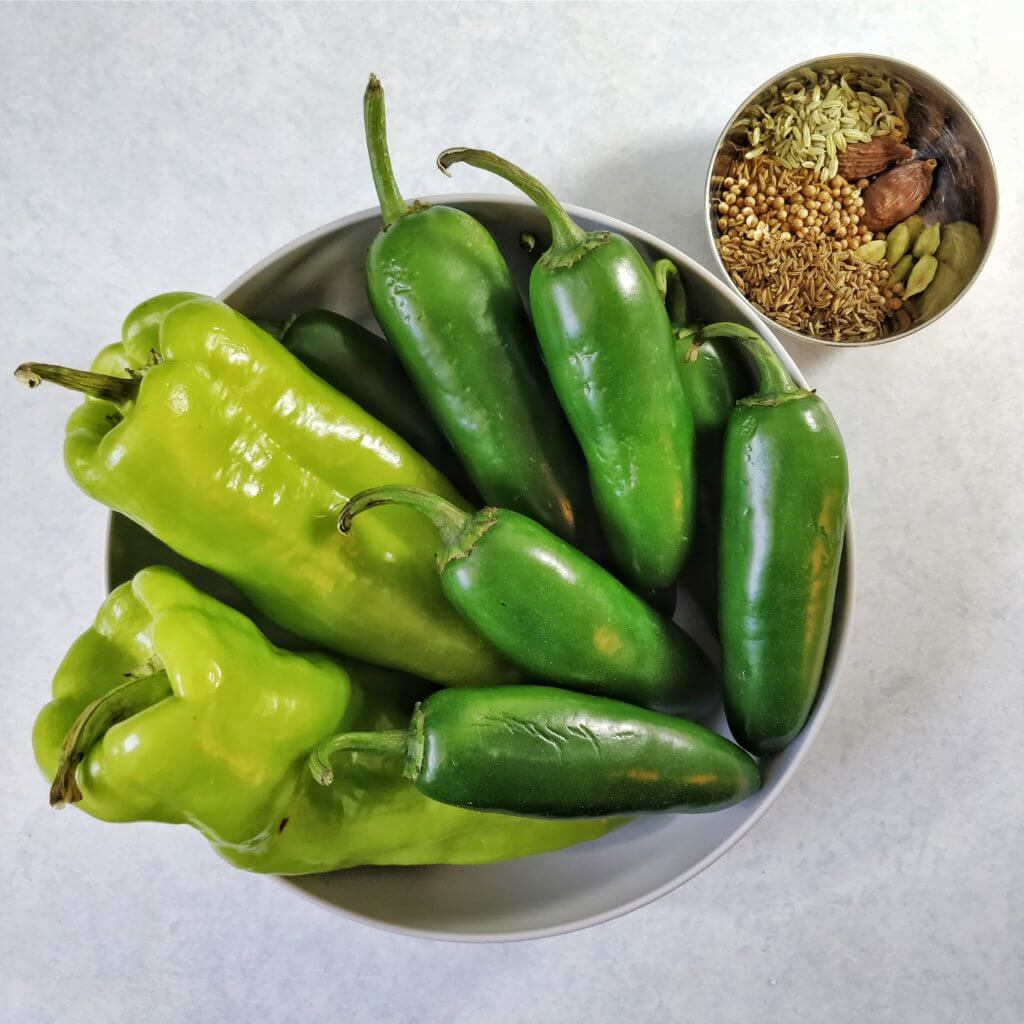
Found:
<box><xmin>936</xmin><ymin>221</ymin><xmax>982</xmax><ymax>281</ymax></box>
<box><xmin>889</xmin><ymin>254</ymin><xmax>914</xmax><ymax>285</ymax></box>
<box><xmin>904</xmin><ymin>254</ymin><xmax>938</xmax><ymax>298</ymax></box>
<box><xmin>916</xmin><ymin>262</ymin><xmax>964</xmax><ymax>321</ymax></box>
<box><xmin>886</xmin><ymin>223</ymin><xmax>910</xmax><ymax>265</ymax></box>
<box><xmin>853</xmin><ymin>239</ymin><xmax>887</xmax><ymax>264</ymax></box>
<box><xmin>901</xmin><ymin>214</ymin><xmax>924</xmax><ymax>243</ymax></box>
<box><xmin>913</xmin><ymin>222</ymin><xmax>941</xmax><ymax>259</ymax></box>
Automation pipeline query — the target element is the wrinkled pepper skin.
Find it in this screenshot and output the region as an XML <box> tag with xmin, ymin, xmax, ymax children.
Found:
<box><xmin>34</xmin><ymin>568</ymin><xmax>615</xmax><ymax>873</ymax></box>
<box><xmin>277</xmin><ymin>309</ymin><xmax>471</xmax><ymax>494</ymax></box>
<box><xmin>362</xmin><ymin>77</ymin><xmax>593</xmax><ymax>547</ymax></box>
<box><xmin>719</xmin><ymin>333</ymin><xmax>848</xmax><ymax>755</ymax></box>
<box><xmin>22</xmin><ymin>294</ymin><xmax>514</xmax><ymax>686</ymax></box>
<box><xmin>340</xmin><ymin>486</ymin><xmax>717</xmax><ymax>717</ymax></box>
<box><xmin>315</xmin><ymin>686</ymin><xmax>760</xmax><ymax>818</ymax></box>
<box><xmin>439</xmin><ymin>149</ymin><xmax>694</xmax><ymax>590</ymax></box>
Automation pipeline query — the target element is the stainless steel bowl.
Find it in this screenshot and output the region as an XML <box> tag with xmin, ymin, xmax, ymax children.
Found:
<box><xmin>706</xmin><ymin>53</ymin><xmax>998</xmax><ymax>347</ymax></box>
<box><xmin>108</xmin><ymin>195</ymin><xmax>855</xmax><ymax>940</ymax></box>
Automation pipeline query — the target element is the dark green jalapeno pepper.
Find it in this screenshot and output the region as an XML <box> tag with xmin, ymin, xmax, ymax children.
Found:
<box><xmin>275</xmin><ymin>309</ymin><xmax>471</xmax><ymax>494</ymax></box>
<box><xmin>719</xmin><ymin>327</ymin><xmax>848</xmax><ymax>756</ymax></box>
<box><xmin>311</xmin><ymin>686</ymin><xmax>760</xmax><ymax>818</ymax></box>
<box><xmin>338</xmin><ymin>485</ymin><xmax>716</xmax><ymax>717</ymax></box>
<box><xmin>653</xmin><ymin>261</ymin><xmax>752</xmax><ymax>628</ymax></box>
<box><xmin>438</xmin><ymin>147</ymin><xmax>695</xmax><ymax>591</ymax></box>
<box><xmin>362</xmin><ymin>76</ymin><xmax>593</xmax><ymax>547</ymax></box>
<box><xmin>652</xmin><ymin>262</ymin><xmax>750</xmax><ymax>448</ymax></box>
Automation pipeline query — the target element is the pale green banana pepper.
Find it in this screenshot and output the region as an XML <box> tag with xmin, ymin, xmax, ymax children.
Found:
<box><xmin>34</xmin><ymin>567</ymin><xmax>616</xmax><ymax>872</ymax></box>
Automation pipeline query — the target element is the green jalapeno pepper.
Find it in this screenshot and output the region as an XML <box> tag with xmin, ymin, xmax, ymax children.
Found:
<box><xmin>362</xmin><ymin>76</ymin><xmax>593</xmax><ymax>547</ymax></box>
<box><xmin>653</xmin><ymin>260</ymin><xmax>752</xmax><ymax>629</ymax></box>
<box><xmin>312</xmin><ymin>686</ymin><xmax>760</xmax><ymax>818</ymax></box>
<box><xmin>719</xmin><ymin>327</ymin><xmax>848</xmax><ymax>755</ymax></box>
<box><xmin>274</xmin><ymin>309</ymin><xmax>472</xmax><ymax>495</ymax></box>
<box><xmin>438</xmin><ymin>147</ymin><xmax>695</xmax><ymax>590</ymax></box>
<box><xmin>652</xmin><ymin>262</ymin><xmax>750</xmax><ymax>453</ymax></box>
<box><xmin>339</xmin><ymin>485</ymin><xmax>716</xmax><ymax>717</ymax></box>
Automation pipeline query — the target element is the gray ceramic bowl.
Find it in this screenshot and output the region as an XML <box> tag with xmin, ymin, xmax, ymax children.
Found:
<box><xmin>107</xmin><ymin>195</ymin><xmax>855</xmax><ymax>941</ymax></box>
<box><xmin>706</xmin><ymin>53</ymin><xmax>998</xmax><ymax>347</ymax></box>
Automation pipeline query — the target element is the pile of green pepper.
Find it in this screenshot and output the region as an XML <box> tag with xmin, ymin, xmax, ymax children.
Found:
<box><xmin>16</xmin><ymin>74</ymin><xmax>847</xmax><ymax>877</ymax></box>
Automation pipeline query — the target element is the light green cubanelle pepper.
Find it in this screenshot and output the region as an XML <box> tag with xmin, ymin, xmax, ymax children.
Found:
<box><xmin>34</xmin><ymin>567</ymin><xmax>617</xmax><ymax>873</ymax></box>
<box><xmin>17</xmin><ymin>294</ymin><xmax>514</xmax><ymax>686</ymax></box>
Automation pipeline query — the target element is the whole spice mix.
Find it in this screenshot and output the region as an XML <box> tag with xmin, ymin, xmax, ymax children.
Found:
<box><xmin>734</xmin><ymin>66</ymin><xmax>911</xmax><ymax>182</ymax></box>
<box><xmin>714</xmin><ymin>156</ymin><xmax>899</xmax><ymax>342</ymax></box>
<box><xmin>713</xmin><ymin>64</ymin><xmax>983</xmax><ymax>341</ymax></box>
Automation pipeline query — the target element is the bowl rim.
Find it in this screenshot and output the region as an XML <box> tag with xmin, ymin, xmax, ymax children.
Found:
<box><xmin>704</xmin><ymin>51</ymin><xmax>1000</xmax><ymax>348</ymax></box>
<box><xmin>214</xmin><ymin>193</ymin><xmax>856</xmax><ymax>942</ymax></box>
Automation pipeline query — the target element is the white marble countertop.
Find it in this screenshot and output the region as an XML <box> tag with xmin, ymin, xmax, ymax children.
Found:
<box><xmin>2</xmin><ymin>3</ymin><xmax>1020</xmax><ymax>1021</ymax></box>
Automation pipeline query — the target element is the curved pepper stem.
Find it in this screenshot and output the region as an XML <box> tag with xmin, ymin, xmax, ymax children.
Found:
<box><xmin>50</xmin><ymin>664</ymin><xmax>171</xmax><ymax>808</ymax></box>
<box><xmin>309</xmin><ymin>729</ymin><xmax>410</xmax><ymax>786</ymax></box>
<box><xmin>437</xmin><ymin>147</ymin><xmax>586</xmax><ymax>254</ymax></box>
<box><xmin>699</xmin><ymin>323</ymin><xmax>801</xmax><ymax>401</ymax></box>
<box><xmin>364</xmin><ymin>74</ymin><xmax>411</xmax><ymax>229</ymax></box>
<box><xmin>339</xmin><ymin>485</ymin><xmax>472</xmax><ymax>551</ymax></box>
<box><xmin>652</xmin><ymin>259</ymin><xmax>689</xmax><ymax>329</ymax></box>
<box><xmin>15</xmin><ymin>362</ymin><xmax>140</xmax><ymax>408</ymax></box>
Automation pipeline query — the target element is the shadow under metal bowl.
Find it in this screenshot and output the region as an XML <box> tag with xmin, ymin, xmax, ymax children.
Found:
<box><xmin>706</xmin><ymin>53</ymin><xmax>998</xmax><ymax>347</ymax></box>
<box><xmin>107</xmin><ymin>195</ymin><xmax>855</xmax><ymax>941</ymax></box>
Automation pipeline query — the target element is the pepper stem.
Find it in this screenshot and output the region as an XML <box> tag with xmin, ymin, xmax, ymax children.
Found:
<box><xmin>437</xmin><ymin>148</ymin><xmax>586</xmax><ymax>253</ymax></box>
<box><xmin>519</xmin><ymin>231</ymin><xmax>537</xmax><ymax>253</ymax></box>
<box><xmin>676</xmin><ymin>325</ymin><xmax>702</xmax><ymax>364</ymax></box>
<box><xmin>15</xmin><ymin>362</ymin><xmax>140</xmax><ymax>407</ymax></box>
<box><xmin>364</xmin><ymin>74</ymin><xmax>411</xmax><ymax>228</ymax></box>
<box><xmin>338</xmin><ymin>485</ymin><xmax>472</xmax><ymax>551</ymax></box>
<box><xmin>652</xmin><ymin>260</ymin><xmax>689</xmax><ymax>328</ymax></box>
<box><xmin>50</xmin><ymin>665</ymin><xmax>172</xmax><ymax>808</ymax></box>
<box><xmin>698</xmin><ymin>323</ymin><xmax>799</xmax><ymax>400</ymax></box>
<box><xmin>309</xmin><ymin>730</ymin><xmax>409</xmax><ymax>786</ymax></box>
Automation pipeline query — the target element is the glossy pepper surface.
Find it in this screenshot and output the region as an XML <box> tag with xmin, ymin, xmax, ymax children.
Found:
<box><xmin>313</xmin><ymin>686</ymin><xmax>760</xmax><ymax>818</ymax></box>
<box><xmin>339</xmin><ymin>485</ymin><xmax>716</xmax><ymax>717</ymax></box>
<box><xmin>439</xmin><ymin>148</ymin><xmax>695</xmax><ymax>590</ymax></box>
<box><xmin>16</xmin><ymin>294</ymin><xmax>513</xmax><ymax>686</ymax></box>
<box><xmin>362</xmin><ymin>76</ymin><xmax>592</xmax><ymax>546</ymax></box>
<box><xmin>35</xmin><ymin>568</ymin><xmax>612</xmax><ymax>872</ymax></box>
<box><xmin>275</xmin><ymin>308</ymin><xmax>472</xmax><ymax>495</ymax></box>
<box><xmin>719</xmin><ymin>328</ymin><xmax>848</xmax><ymax>755</ymax></box>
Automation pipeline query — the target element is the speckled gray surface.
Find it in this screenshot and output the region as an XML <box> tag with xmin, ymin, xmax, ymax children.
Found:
<box><xmin>1</xmin><ymin>2</ymin><xmax>1021</xmax><ymax>1021</ymax></box>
